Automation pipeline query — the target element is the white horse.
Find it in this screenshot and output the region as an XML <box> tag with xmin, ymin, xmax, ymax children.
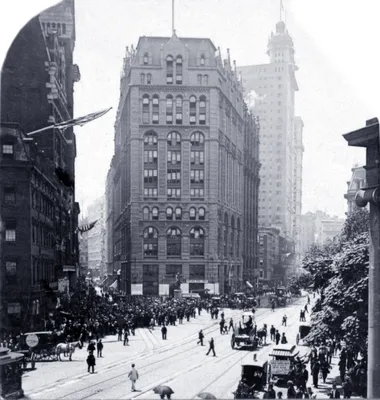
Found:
<box><xmin>56</xmin><ymin>341</ymin><xmax>81</xmax><ymax>361</ymax></box>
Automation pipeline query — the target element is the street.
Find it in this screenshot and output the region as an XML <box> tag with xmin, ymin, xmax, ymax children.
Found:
<box><xmin>24</xmin><ymin>298</ymin><xmax>311</xmax><ymax>399</ymax></box>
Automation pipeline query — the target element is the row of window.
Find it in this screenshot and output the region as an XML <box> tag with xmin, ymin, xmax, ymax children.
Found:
<box><xmin>143</xmin><ymin>150</ymin><xmax>204</xmax><ymax>166</ymax></box>
<box><xmin>143</xmin><ymin>53</ymin><xmax>206</xmax><ymax>67</ymax></box>
<box><xmin>143</xmin><ymin>168</ymin><xmax>205</xmax><ymax>184</ymax></box>
<box><xmin>143</xmin><ymin>188</ymin><xmax>205</xmax><ymax>200</ymax></box>
<box><xmin>32</xmin><ymin>220</ymin><xmax>55</xmax><ymax>249</ymax></box>
<box><xmin>144</xmin><ymin>131</ymin><xmax>205</xmax><ymax>145</ymax></box>
<box><xmin>143</xmin><ymin>206</ymin><xmax>206</xmax><ymax>221</ymax></box>
<box><xmin>32</xmin><ymin>189</ymin><xmax>55</xmax><ymax>220</ymax></box>
<box><xmin>142</xmin><ymin>95</ymin><xmax>206</xmax><ymax>125</ymax></box>
<box><xmin>143</xmin><ymin>264</ymin><xmax>207</xmax><ymax>281</ymax></box>
<box><xmin>143</xmin><ymin>226</ymin><xmax>205</xmax><ymax>257</ymax></box>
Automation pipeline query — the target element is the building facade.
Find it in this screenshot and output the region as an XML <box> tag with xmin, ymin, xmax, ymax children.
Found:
<box><xmin>87</xmin><ymin>196</ymin><xmax>106</xmax><ymax>278</ymax></box>
<box><xmin>238</xmin><ymin>20</ymin><xmax>303</xmax><ymax>280</ymax></box>
<box><xmin>299</xmin><ymin>212</ymin><xmax>316</xmax><ymax>257</ymax></box>
<box><xmin>0</xmin><ymin>0</ymin><xmax>79</xmax><ymax>331</ymax></box>
<box><xmin>106</xmin><ymin>33</ymin><xmax>260</xmax><ymax>296</ymax></box>
<box><xmin>344</xmin><ymin>165</ymin><xmax>367</xmax><ymax>215</ymax></box>
<box><xmin>78</xmin><ymin>216</ymin><xmax>89</xmax><ymax>277</ymax></box>
<box><xmin>258</xmin><ymin>227</ymin><xmax>280</xmax><ymax>284</ymax></box>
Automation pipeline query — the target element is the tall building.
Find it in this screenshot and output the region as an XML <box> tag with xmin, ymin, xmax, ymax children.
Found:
<box><xmin>299</xmin><ymin>212</ymin><xmax>316</xmax><ymax>256</ymax></box>
<box><xmin>87</xmin><ymin>196</ymin><xmax>106</xmax><ymax>279</ymax></box>
<box><xmin>105</xmin><ymin>157</ymin><xmax>116</xmax><ymax>279</ymax></box>
<box><xmin>106</xmin><ymin>32</ymin><xmax>260</xmax><ymax>296</ymax></box>
<box><xmin>258</xmin><ymin>227</ymin><xmax>281</xmax><ymax>284</ymax></box>
<box><xmin>344</xmin><ymin>165</ymin><xmax>366</xmax><ymax>215</ymax></box>
<box><xmin>0</xmin><ymin>0</ymin><xmax>79</xmax><ymax>331</ymax></box>
<box><xmin>238</xmin><ymin>20</ymin><xmax>303</xmax><ymax>280</ymax></box>
<box><xmin>78</xmin><ymin>216</ymin><xmax>89</xmax><ymax>277</ymax></box>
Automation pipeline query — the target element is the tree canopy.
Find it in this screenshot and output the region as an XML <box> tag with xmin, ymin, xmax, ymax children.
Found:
<box><xmin>299</xmin><ymin>209</ymin><xmax>369</xmax><ymax>352</ymax></box>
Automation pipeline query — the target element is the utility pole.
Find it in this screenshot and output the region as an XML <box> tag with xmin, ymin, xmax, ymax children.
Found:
<box><xmin>343</xmin><ymin>117</ymin><xmax>380</xmax><ymax>397</ymax></box>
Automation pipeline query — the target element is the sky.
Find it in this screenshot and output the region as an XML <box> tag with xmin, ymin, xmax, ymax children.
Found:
<box><xmin>1</xmin><ymin>0</ymin><xmax>379</xmax><ymax>218</ymax></box>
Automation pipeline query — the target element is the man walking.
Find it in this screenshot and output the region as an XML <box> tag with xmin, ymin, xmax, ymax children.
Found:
<box><xmin>197</xmin><ymin>330</ymin><xmax>204</xmax><ymax>346</ymax></box>
<box><xmin>270</xmin><ymin>325</ymin><xmax>276</xmax><ymax>342</ymax></box>
<box><xmin>161</xmin><ymin>324</ymin><xmax>167</xmax><ymax>340</ymax></box>
<box><xmin>123</xmin><ymin>329</ymin><xmax>129</xmax><ymax>346</ymax></box>
<box><xmin>206</xmin><ymin>337</ymin><xmax>216</xmax><ymax>357</ymax></box>
<box><xmin>229</xmin><ymin>318</ymin><xmax>234</xmax><ymax>332</ymax></box>
<box><xmin>96</xmin><ymin>339</ymin><xmax>103</xmax><ymax>357</ymax></box>
<box><xmin>275</xmin><ymin>330</ymin><xmax>281</xmax><ymax>345</ymax></box>
<box><xmin>128</xmin><ymin>363</ymin><xmax>139</xmax><ymax>392</ymax></box>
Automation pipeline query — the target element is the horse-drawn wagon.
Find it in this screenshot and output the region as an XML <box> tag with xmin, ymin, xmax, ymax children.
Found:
<box><xmin>231</xmin><ymin>311</ymin><xmax>258</xmax><ymax>351</ymax></box>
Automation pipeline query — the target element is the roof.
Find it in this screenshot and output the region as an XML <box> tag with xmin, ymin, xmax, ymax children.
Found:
<box><xmin>270</xmin><ymin>349</ymin><xmax>299</xmax><ymax>357</ymax></box>
<box><xmin>270</xmin><ymin>344</ymin><xmax>299</xmax><ymax>357</ymax></box>
<box><xmin>136</xmin><ymin>35</ymin><xmax>217</xmax><ymax>52</ymax></box>
<box><xmin>242</xmin><ymin>360</ymin><xmax>267</xmax><ymax>367</ymax></box>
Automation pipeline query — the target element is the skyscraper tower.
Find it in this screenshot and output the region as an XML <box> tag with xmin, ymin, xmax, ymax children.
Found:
<box><xmin>238</xmin><ymin>20</ymin><xmax>304</xmax><ymax>282</ymax></box>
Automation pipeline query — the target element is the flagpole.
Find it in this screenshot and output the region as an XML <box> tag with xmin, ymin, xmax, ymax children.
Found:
<box><xmin>172</xmin><ymin>0</ymin><xmax>175</xmax><ymax>34</ymax></box>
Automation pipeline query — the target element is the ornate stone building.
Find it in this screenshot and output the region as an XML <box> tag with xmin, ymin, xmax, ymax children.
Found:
<box><xmin>106</xmin><ymin>33</ymin><xmax>260</xmax><ymax>296</ymax></box>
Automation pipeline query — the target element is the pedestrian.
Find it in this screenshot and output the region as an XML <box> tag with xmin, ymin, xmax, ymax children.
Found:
<box><xmin>87</xmin><ymin>340</ymin><xmax>96</xmax><ymax>353</ymax></box>
<box><xmin>311</xmin><ymin>360</ymin><xmax>320</xmax><ymax>388</ymax></box>
<box><xmin>275</xmin><ymin>330</ymin><xmax>281</xmax><ymax>345</ymax></box>
<box><xmin>197</xmin><ymin>330</ymin><xmax>204</xmax><ymax>346</ymax></box>
<box><xmin>342</xmin><ymin>376</ymin><xmax>352</xmax><ymax>399</ymax></box>
<box><xmin>128</xmin><ymin>363</ymin><xmax>139</xmax><ymax>392</ymax></box>
<box><xmin>229</xmin><ymin>318</ymin><xmax>234</xmax><ymax>332</ymax></box>
<box><xmin>219</xmin><ymin>319</ymin><xmax>225</xmax><ymax>335</ymax></box>
<box><xmin>321</xmin><ymin>361</ymin><xmax>330</xmax><ymax>383</ymax></box>
<box><xmin>117</xmin><ymin>327</ymin><xmax>122</xmax><ymax>341</ymax></box>
<box><xmin>329</xmin><ymin>383</ymin><xmax>341</xmax><ymax>398</ymax></box>
<box><xmin>305</xmin><ymin>304</ymin><xmax>308</xmax><ymax>313</ymax></box>
<box><xmin>271</xmin><ymin>299</ymin><xmax>276</xmax><ymax>312</ymax></box>
<box><xmin>301</xmin><ymin>365</ymin><xmax>309</xmax><ymax>391</ymax></box>
<box><xmin>281</xmin><ymin>332</ymin><xmax>288</xmax><ymax>344</ymax></box>
<box><xmin>86</xmin><ymin>350</ymin><xmax>96</xmax><ymax>373</ymax></box>
<box><xmin>123</xmin><ymin>330</ymin><xmax>129</xmax><ymax>346</ymax></box>
<box><xmin>161</xmin><ymin>325</ymin><xmax>167</xmax><ymax>340</ymax></box>
<box><xmin>270</xmin><ymin>325</ymin><xmax>276</xmax><ymax>342</ymax></box>
<box><xmin>206</xmin><ymin>337</ymin><xmax>216</xmax><ymax>357</ymax></box>
<box><xmin>282</xmin><ymin>315</ymin><xmax>287</xmax><ymax>326</ymax></box>
<box><xmin>96</xmin><ymin>339</ymin><xmax>103</xmax><ymax>357</ymax></box>
<box><xmin>263</xmin><ymin>383</ymin><xmax>276</xmax><ymax>399</ymax></box>
<box><xmin>277</xmin><ymin>391</ymin><xmax>283</xmax><ymax>399</ymax></box>
<box><xmin>287</xmin><ymin>381</ymin><xmax>296</xmax><ymax>399</ymax></box>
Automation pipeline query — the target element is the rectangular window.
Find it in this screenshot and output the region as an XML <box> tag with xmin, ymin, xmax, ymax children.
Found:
<box><xmin>190</xmin><ymin>188</ymin><xmax>204</xmax><ymax>199</ymax></box>
<box><xmin>2</xmin><ymin>144</ymin><xmax>14</xmax><ymax>158</ymax></box>
<box><xmin>3</xmin><ymin>187</ymin><xmax>16</xmax><ymax>205</ymax></box>
<box><xmin>190</xmin><ymin>151</ymin><xmax>204</xmax><ymax>165</ymax></box>
<box><xmin>189</xmin><ymin>264</ymin><xmax>205</xmax><ymax>280</ymax></box>
<box><xmin>144</xmin><ymin>150</ymin><xmax>158</xmax><ymax>164</ymax></box>
<box><xmin>167</xmin><ymin>169</ymin><xmax>181</xmax><ymax>184</ymax></box>
<box><xmin>144</xmin><ymin>169</ymin><xmax>158</xmax><ymax>184</ymax></box>
<box><xmin>144</xmin><ymin>188</ymin><xmax>158</xmax><ymax>198</ymax></box>
<box><xmin>166</xmin><ymin>264</ymin><xmax>182</xmax><ymax>279</ymax></box>
<box><xmin>5</xmin><ymin>229</ymin><xmax>16</xmax><ymax>242</ymax></box>
<box><xmin>167</xmin><ymin>151</ymin><xmax>181</xmax><ymax>164</ymax></box>
<box><xmin>167</xmin><ymin>188</ymin><xmax>181</xmax><ymax>198</ymax></box>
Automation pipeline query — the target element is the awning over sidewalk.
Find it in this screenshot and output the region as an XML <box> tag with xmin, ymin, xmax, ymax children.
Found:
<box><xmin>246</xmin><ymin>281</ymin><xmax>254</xmax><ymax>288</ymax></box>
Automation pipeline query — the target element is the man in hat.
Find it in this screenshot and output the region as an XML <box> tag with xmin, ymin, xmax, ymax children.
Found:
<box><xmin>128</xmin><ymin>363</ymin><xmax>139</xmax><ymax>392</ymax></box>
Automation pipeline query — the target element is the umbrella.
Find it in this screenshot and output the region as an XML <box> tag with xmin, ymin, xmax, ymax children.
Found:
<box><xmin>153</xmin><ymin>386</ymin><xmax>174</xmax><ymax>397</ymax></box>
<box><xmin>198</xmin><ymin>393</ymin><xmax>217</xmax><ymax>400</ymax></box>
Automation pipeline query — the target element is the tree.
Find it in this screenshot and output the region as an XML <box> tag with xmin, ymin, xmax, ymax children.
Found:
<box><xmin>302</xmin><ymin>209</ymin><xmax>369</xmax><ymax>352</ymax></box>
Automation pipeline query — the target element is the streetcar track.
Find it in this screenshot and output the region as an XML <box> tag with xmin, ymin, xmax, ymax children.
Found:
<box><xmin>27</xmin><ymin>310</ymin><xmax>243</xmax><ymax>398</ymax></box>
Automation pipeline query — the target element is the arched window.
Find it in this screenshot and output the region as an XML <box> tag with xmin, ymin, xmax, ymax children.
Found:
<box><xmin>200</xmin><ymin>55</ymin><xmax>205</xmax><ymax>66</ymax></box>
<box><xmin>230</xmin><ymin>216</ymin><xmax>235</xmax><ymax>256</ymax></box>
<box><xmin>204</xmin><ymin>75</ymin><xmax>209</xmax><ymax>85</ymax></box>
<box><xmin>142</xmin><ymin>95</ymin><xmax>150</xmax><ymax>124</ymax></box>
<box><xmin>140</xmin><ymin>73</ymin><xmax>145</xmax><ymax>84</ymax></box>
<box><xmin>199</xmin><ymin>207</ymin><xmax>205</xmax><ymax>220</ymax></box>
<box><xmin>143</xmin><ymin>207</ymin><xmax>149</xmax><ymax>220</ymax></box>
<box><xmin>167</xmin><ymin>227</ymin><xmax>181</xmax><ymax>256</ymax></box>
<box><xmin>143</xmin><ymin>52</ymin><xmax>149</xmax><ymax>65</ymax></box>
<box><xmin>190</xmin><ymin>227</ymin><xmax>205</xmax><ymax>256</ymax></box>
<box><xmin>176</xmin><ymin>56</ymin><xmax>183</xmax><ymax>84</ymax></box>
<box><xmin>167</xmin><ymin>132</ymin><xmax>181</xmax><ymax>146</ymax></box>
<box><xmin>175</xmin><ymin>207</ymin><xmax>182</xmax><ymax>220</ymax></box>
<box><xmin>175</xmin><ymin>96</ymin><xmax>183</xmax><ymax>124</ymax></box>
<box><xmin>143</xmin><ymin>227</ymin><xmax>158</xmax><ymax>257</ymax></box>
<box><xmin>147</xmin><ymin>73</ymin><xmax>152</xmax><ymax>84</ymax></box>
<box><xmin>197</xmin><ymin>74</ymin><xmax>202</xmax><ymax>85</ymax></box>
<box><xmin>144</xmin><ymin>132</ymin><xmax>157</xmax><ymax>146</ymax></box>
<box><xmin>237</xmin><ymin>218</ymin><xmax>241</xmax><ymax>256</ymax></box>
<box><xmin>166</xmin><ymin>55</ymin><xmax>173</xmax><ymax>84</ymax></box>
<box><xmin>224</xmin><ymin>213</ymin><xmax>228</xmax><ymax>257</ymax></box>
<box><xmin>199</xmin><ymin>95</ymin><xmax>206</xmax><ymax>125</ymax></box>
<box><xmin>166</xmin><ymin>207</ymin><xmax>173</xmax><ymax>220</ymax></box>
<box><xmin>189</xmin><ymin>207</ymin><xmax>196</xmax><ymax>220</ymax></box>
<box><xmin>190</xmin><ymin>132</ymin><xmax>205</xmax><ymax>145</ymax></box>
<box><xmin>166</xmin><ymin>95</ymin><xmax>173</xmax><ymax>124</ymax></box>
<box><xmin>152</xmin><ymin>207</ymin><xmax>159</xmax><ymax>220</ymax></box>
<box><xmin>152</xmin><ymin>95</ymin><xmax>159</xmax><ymax>124</ymax></box>
<box><xmin>189</xmin><ymin>96</ymin><xmax>196</xmax><ymax>125</ymax></box>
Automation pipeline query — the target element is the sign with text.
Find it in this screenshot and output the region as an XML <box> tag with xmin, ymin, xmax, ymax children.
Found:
<box><xmin>270</xmin><ymin>360</ymin><xmax>291</xmax><ymax>375</ymax></box>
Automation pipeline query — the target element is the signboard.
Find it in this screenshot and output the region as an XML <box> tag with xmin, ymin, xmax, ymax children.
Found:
<box><xmin>270</xmin><ymin>360</ymin><xmax>291</xmax><ymax>375</ymax></box>
<box><xmin>58</xmin><ymin>277</ymin><xmax>69</xmax><ymax>293</ymax></box>
<box><xmin>188</xmin><ymin>280</ymin><xmax>208</xmax><ymax>283</ymax></box>
<box><xmin>63</xmin><ymin>265</ymin><xmax>76</xmax><ymax>272</ymax></box>
<box><xmin>26</xmin><ymin>334</ymin><xmax>39</xmax><ymax>348</ymax></box>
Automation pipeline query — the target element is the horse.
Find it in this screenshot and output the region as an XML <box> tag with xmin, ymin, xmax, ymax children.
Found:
<box><xmin>56</xmin><ymin>341</ymin><xmax>81</xmax><ymax>361</ymax></box>
<box><xmin>256</xmin><ymin>327</ymin><xmax>267</xmax><ymax>345</ymax></box>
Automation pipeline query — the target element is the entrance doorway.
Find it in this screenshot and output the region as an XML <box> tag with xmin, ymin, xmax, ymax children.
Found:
<box><xmin>143</xmin><ymin>264</ymin><xmax>159</xmax><ymax>296</ymax></box>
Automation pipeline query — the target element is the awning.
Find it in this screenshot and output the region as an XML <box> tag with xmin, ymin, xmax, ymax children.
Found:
<box><xmin>110</xmin><ymin>280</ymin><xmax>118</xmax><ymax>289</ymax></box>
<box><xmin>246</xmin><ymin>281</ymin><xmax>254</xmax><ymax>288</ymax></box>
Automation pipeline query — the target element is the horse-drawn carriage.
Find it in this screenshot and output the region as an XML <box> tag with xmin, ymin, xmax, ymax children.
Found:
<box><xmin>233</xmin><ymin>360</ymin><xmax>268</xmax><ymax>399</ymax></box>
<box><xmin>231</xmin><ymin>312</ymin><xmax>258</xmax><ymax>350</ymax></box>
<box><xmin>19</xmin><ymin>331</ymin><xmax>81</xmax><ymax>368</ymax></box>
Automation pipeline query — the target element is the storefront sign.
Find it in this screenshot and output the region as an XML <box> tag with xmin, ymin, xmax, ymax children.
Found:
<box><xmin>270</xmin><ymin>360</ymin><xmax>291</xmax><ymax>375</ymax></box>
<box><xmin>26</xmin><ymin>334</ymin><xmax>39</xmax><ymax>348</ymax></box>
<box><xmin>188</xmin><ymin>280</ymin><xmax>208</xmax><ymax>283</ymax></box>
<box><xmin>63</xmin><ymin>265</ymin><xmax>76</xmax><ymax>272</ymax></box>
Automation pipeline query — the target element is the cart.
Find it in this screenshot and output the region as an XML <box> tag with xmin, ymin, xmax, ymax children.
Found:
<box><xmin>233</xmin><ymin>360</ymin><xmax>268</xmax><ymax>399</ymax></box>
<box><xmin>269</xmin><ymin>344</ymin><xmax>299</xmax><ymax>386</ymax></box>
<box><xmin>297</xmin><ymin>323</ymin><xmax>311</xmax><ymax>346</ymax></box>
<box><xmin>231</xmin><ymin>311</ymin><xmax>258</xmax><ymax>351</ymax></box>
<box><xmin>20</xmin><ymin>331</ymin><xmax>58</xmax><ymax>364</ymax></box>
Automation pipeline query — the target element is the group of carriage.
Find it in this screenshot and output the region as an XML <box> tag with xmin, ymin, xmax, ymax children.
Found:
<box><xmin>19</xmin><ymin>331</ymin><xmax>81</xmax><ymax>369</ymax></box>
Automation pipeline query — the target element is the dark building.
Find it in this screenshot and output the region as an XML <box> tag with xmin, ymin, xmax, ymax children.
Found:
<box><xmin>0</xmin><ymin>0</ymin><xmax>79</xmax><ymax>332</ymax></box>
<box><xmin>106</xmin><ymin>33</ymin><xmax>260</xmax><ymax>296</ymax></box>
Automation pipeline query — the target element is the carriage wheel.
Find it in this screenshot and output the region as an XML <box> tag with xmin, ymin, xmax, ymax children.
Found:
<box><xmin>231</xmin><ymin>339</ymin><xmax>235</xmax><ymax>349</ymax></box>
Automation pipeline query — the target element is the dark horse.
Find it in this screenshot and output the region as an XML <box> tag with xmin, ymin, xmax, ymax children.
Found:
<box><xmin>256</xmin><ymin>324</ymin><xmax>267</xmax><ymax>345</ymax></box>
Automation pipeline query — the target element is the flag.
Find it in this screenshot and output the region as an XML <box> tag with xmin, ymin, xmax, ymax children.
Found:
<box><xmin>26</xmin><ymin>107</ymin><xmax>112</xmax><ymax>136</ymax></box>
<box><xmin>77</xmin><ymin>220</ymin><xmax>98</xmax><ymax>234</ymax></box>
